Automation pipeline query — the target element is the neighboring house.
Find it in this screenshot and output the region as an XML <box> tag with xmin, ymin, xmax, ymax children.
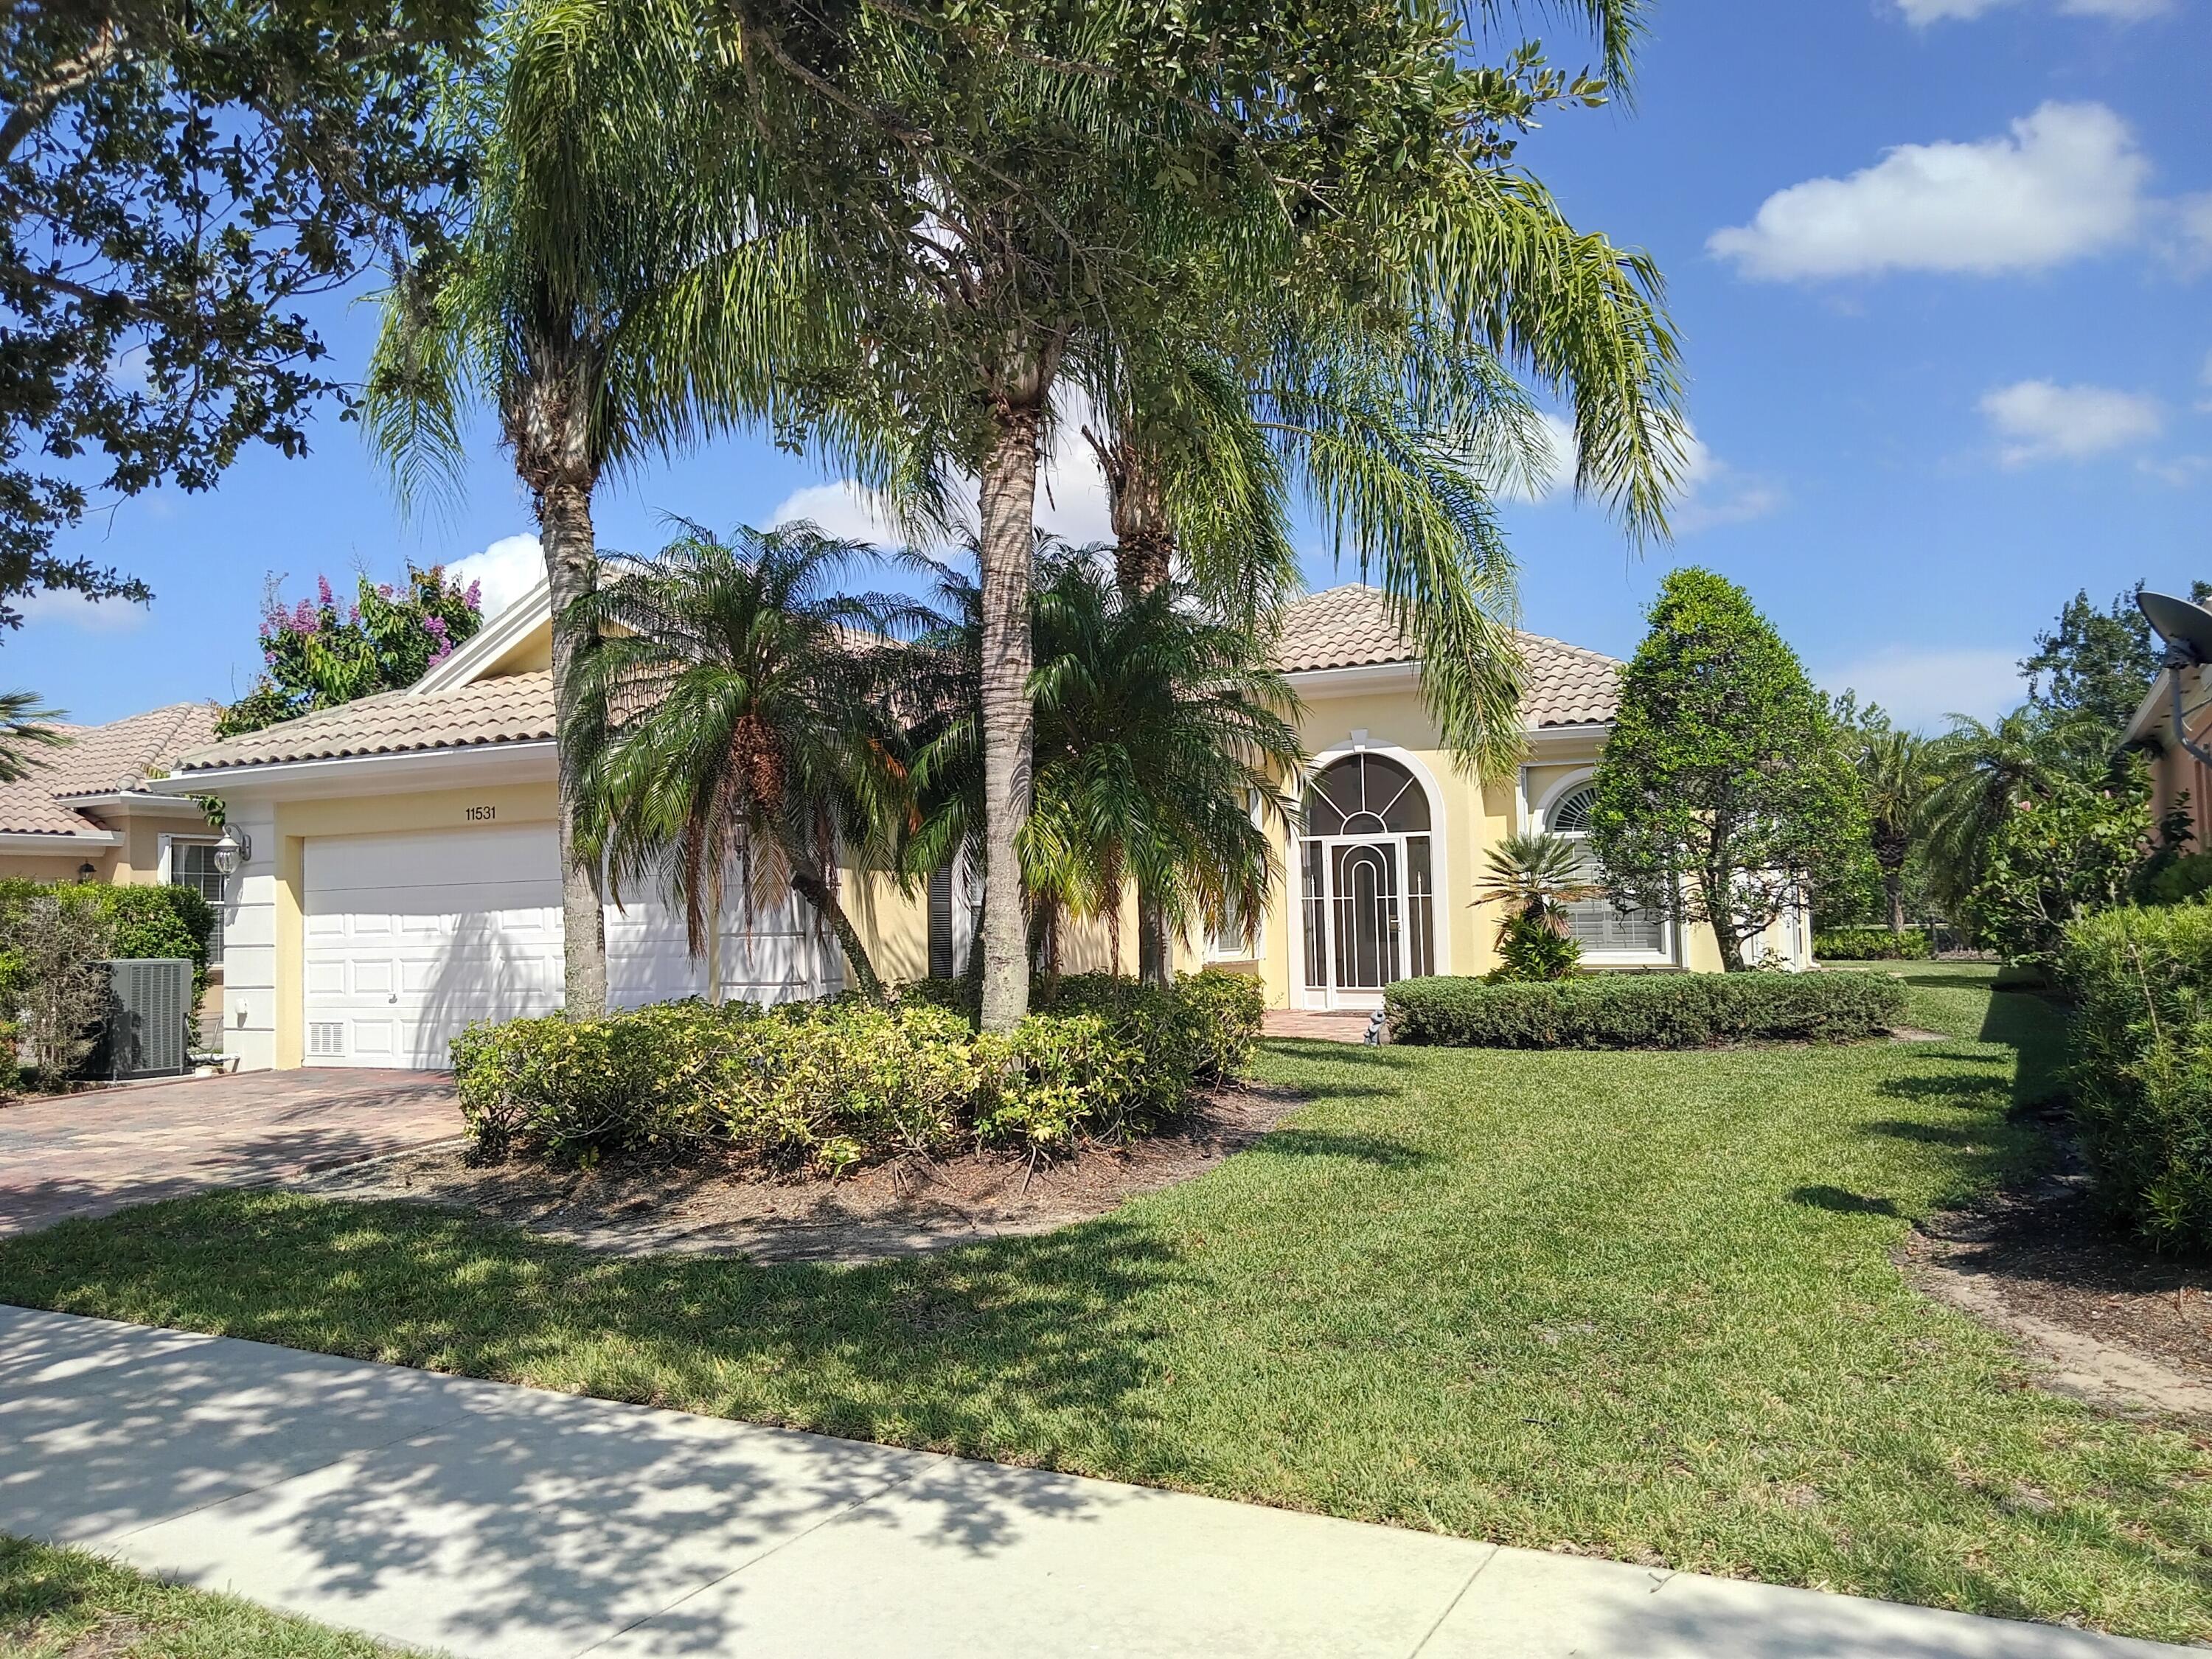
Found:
<box><xmin>0</xmin><ymin>700</ymin><xmax>226</xmax><ymax>909</ymax></box>
<box><xmin>164</xmin><ymin>580</ymin><xmax>1812</xmax><ymax>1072</ymax></box>
<box><xmin>2124</xmin><ymin>659</ymin><xmax>2212</xmax><ymax>851</ymax></box>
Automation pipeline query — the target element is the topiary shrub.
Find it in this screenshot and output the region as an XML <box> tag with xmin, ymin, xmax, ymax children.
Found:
<box><xmin>2056</xmin><ymin>905</ymin><xmax>2212</xmax><ymax>1253</ymax></box>
<box><xmin>1384</xmin><ymin>970</ymin><xmax>1907</xmax><ymax>1050</ymax></box>
<box><xmin>1813</xmin><ymin>925</ymin><xmax>1933</xmax><ymax>962</ymax></box>
<box><xmin>453</xmin><ymin>971</ymin><xmax>1259</xmax><ymax>1169</ymax></box>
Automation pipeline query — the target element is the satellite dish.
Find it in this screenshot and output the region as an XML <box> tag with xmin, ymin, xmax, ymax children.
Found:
<box><xmin>2138</xmin><ymin>591</ymin><xmax>2212</xmax><ymax>667</ymax></box>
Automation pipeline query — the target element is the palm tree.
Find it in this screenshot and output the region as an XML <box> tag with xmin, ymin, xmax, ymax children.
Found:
<box><xmin>1859</xmin><ymin>729</ymin><xmax>1935</xmax><ymax>933</ymax></box>
<box><xmin>900</xmin><ymin>543</ymin><xmax>1304</xmax><ymax>976</ymax></box>
<box><xmin>0</xmin><ymin>691</ymin><xmax>67</xmax><ymax>784</ymax></box>
<box><xmin>1473</xmin><ymin>832</ymin><xmax>1599</xmax><ymax>944</ymax></box>
<box><xmin>562</xmin><ymin>524</ymin><xmax>914</xmax><ymax>1000</ymax></box>
<box><xmin>361</xmin><ymin>5</ymin><xmax>876</xmax><ymax>1017</ymax></box>
<box><xmin>1919</xmin><ymin>709</ymin><xmax>2106</xmax><ymax>914</ymax></box>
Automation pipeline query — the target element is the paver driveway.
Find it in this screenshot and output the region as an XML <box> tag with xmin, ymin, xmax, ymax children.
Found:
<box><xmin>0</xmin><ymin>1069</ymin><xmax>462</xmax><ymax>1237</ymax></box>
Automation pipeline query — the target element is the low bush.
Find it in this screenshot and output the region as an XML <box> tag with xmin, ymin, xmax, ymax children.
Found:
<box><xmin>1490</xmin><ymin>913</ymin><xmax>1582</xmax><ymax>981</ymax></box>
<box><xmin>451</xmin><ymin>967</ymin><xmax>1264</xmax><ymax>1170</ymax></box>
<box><xmin>1384</xmin><ymin>970</ymin><xmax>1907</xmax><ymax>1051</ymax></box>
<box><xmin>2058</xmin><ymin>905</ymin><xmax>2212</xmax><ymax>1253</ymax></box>
<box><xmin>1814</xmin><ymin>925</ymin><xmax>1933</xmax><ymax>961</ymax></box>
<box><xmin>2138</xmin><ymin>851</ymin><xmax>2212</xmax><ymax>908</ymax></box>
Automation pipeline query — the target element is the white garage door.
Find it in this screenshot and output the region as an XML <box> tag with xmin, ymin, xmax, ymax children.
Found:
<box><xmin>304</xmin><ymin>824</ymin><xmax>565</xmax><ymax>1068</ymax></box>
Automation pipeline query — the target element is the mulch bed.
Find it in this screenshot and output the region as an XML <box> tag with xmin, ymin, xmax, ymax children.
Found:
<box><xmin>1900</xmin><ymin>1105</ymin><xmax>2212</xmax><ymax>1414</ymax></box>
<box><xmin>296</xmin><ymin>1083</ymin><xmax>1302</xmax><ymax>1263</ymax></box>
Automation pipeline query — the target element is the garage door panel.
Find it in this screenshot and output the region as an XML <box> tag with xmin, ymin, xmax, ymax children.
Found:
<box><xmin>305</xmin><ymin>824</ymin><xmax>564</xmax><ymax>1070</ymax></box>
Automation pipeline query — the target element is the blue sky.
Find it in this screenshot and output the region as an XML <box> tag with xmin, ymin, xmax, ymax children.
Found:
<box><xmin>13</xmin><ymin>0</ymin><xmax>2211</xmax><ymax>730</ymax></box>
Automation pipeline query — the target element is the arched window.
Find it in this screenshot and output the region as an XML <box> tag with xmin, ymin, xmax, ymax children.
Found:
<box><xmin>1302</xmin><ymin>754</ymin><xmax>1430</xmax><ymax>836</ymax></box>
<box><xmin>1548</xmin><ymin>785</ymin><xmax>1597</xmax><ymax>835</ymax></box>
<box><xmin>1541</xmin><ymin>778</ymin><xmax>1664</xmax><ymax>956</ymax></box>
<box><xmin>1299</xmin><ymin>752</ymin><xmax>1435</xmax><ymax>998</ymax></box>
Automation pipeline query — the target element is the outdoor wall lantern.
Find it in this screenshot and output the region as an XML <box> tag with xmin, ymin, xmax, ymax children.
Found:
<box><xmin>212</xmin><ymin>824</ymin><xmax>252</xmax><ymax>876</ymax></box>
<box><xmin>75</xmin><ymin>861</ymin><xmax>95</xmax><ymax>881</ymax></box>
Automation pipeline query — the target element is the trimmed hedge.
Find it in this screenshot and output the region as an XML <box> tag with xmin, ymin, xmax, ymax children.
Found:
<box><xmin>2058</xmin><ymin>905</ymin><xmax>2212</xmax><ymax>1253</ymax></box>
<box><xmin>1383</xmin><ymin>970</ymin><xmax>1907</xmax><ymax>1050</ymax></box>
<box><xmin>451</xmin><ymin>968</ymin><xmax>1265</xmax><ymax>1170</ymax></box>
<box><xmin>1814</xmin><ymin>926</ymin><xmax>1933</xmax><ymax>962</ymax></box>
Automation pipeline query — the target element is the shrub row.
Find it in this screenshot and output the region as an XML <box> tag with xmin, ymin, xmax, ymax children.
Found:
<box><xmin>1383</xmin><ymin>970</ymin><xmax>1907</xmax><ymax>1050</ymax></box>
<box><xmin>2058</xmin><ymin>905</ymin><xmax>2212</xmax><ymax>1253</ymax></box>
<box><xmin>451</xmin><ymin>968</ymin><xmax>1265</xmax><ymax>1170</ymax></box>
<box><xmin>1813</xmin><ymin>925</ymin><xmax>1933</xmax><ymax>961</ymax></box>
<box><xmin>0</xmin><ymin>879</ymin><xmax>215</xmax><ymax>997</ymax></box>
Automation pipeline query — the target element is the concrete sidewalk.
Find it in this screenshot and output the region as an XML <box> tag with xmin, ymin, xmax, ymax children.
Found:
<box><xmin>0</xmin><ymin>1305</ymin><xmax>2191</xmax><ymax>1659</ymax></box>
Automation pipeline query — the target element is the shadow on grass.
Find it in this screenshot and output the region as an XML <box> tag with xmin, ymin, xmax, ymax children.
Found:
<box><xmin>1861</xmin><ymin>1119</ymin><xmax>1986</xmax><ymax>1147</ymax></box>
<box><xmin>1252</xmin><ymin>1130</ymin><xmax>1432</xmax><ymax>1169</ymax></box>
<box><xmin>1789</xmin><ymin>1185</ymin><xmax>1902</xmax><ymax>1217</ymax></box>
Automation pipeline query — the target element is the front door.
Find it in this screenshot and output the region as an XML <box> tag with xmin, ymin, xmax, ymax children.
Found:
<box><xmin>1301</xmin><ymin>833</ymin><xmax>1433</xmax><ymax>1009</ymax></box>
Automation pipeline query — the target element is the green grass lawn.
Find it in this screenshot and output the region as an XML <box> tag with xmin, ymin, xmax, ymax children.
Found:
<box><xmin>1</xmin><ymin>1534</ymin><xmax>427</xmax><ymax>1657</ymax></box>
<box><xmin>1</xmin><ymin>964</ymin><xmax>2205</xmax><ymax>1641</ymax></box>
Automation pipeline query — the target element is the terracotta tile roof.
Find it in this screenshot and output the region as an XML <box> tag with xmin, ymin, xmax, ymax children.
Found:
<box><xmin>0</xmin><ymin>702</ymin><xmax>223</xmax><ymax>837</ymax></box>
<box><xmin>173</xmin><ymin>586</ymin><xmax>1622</xmax><ymax>779</ymax></box>
<box><xmin>1274</xmin><ymin>585</ymin><xmax>1621</xmax><ymax>728</ymax></box>
<box><xmin>176</xmin><ymin>672</ymin><xmax>556</xmax><ymax>773</ymax></box>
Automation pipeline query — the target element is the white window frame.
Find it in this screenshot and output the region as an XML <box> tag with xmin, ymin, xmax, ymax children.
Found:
<box><xmin>1526</xmin><ymin>769</ymin><xmax>1680</xmax><ymax>969</ymax></box>
<box><xmin>1206</xmin><ymin>792</ymin><xmax>1267</xmax><ymax>962</ymax></box>
<box><xmin>159</xmin><ymin>832</ymin><xmax>227</xmax><ymax>970</ymax></box>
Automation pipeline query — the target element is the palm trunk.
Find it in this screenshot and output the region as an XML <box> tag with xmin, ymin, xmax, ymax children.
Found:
<box><xmin>975</xmin><ymin>394</ymin><xmax>1044</xmax><ymax>1032</ymax></box>
<box><xmin>1885</xmin><ymin>871</ymin><xmax>1906</xmax><ymax>935</ymax></box>
<box><xmin>792</xmin><ymin>869</ymin><xmax>882</xmax><ymax>998</ymax></box>
<box><xmin>538</xmin><ymin>474</ymin><xmax>608</xmax><ymax>1019</ymax></box>
<box><xmin>1102</xmin><ymin>433</ymin><xmax>1175</xmax><ymax>985</ymax></box>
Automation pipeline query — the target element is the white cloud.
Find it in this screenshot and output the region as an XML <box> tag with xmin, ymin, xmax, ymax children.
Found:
<box><xmin>771</xmin><ymin>391</ymin><xmax>1116</xmax><ymax>554</ymax></box>
<box><xmin>17</xmin><ymin>588</ymin><xmax>149</xmax><ymax>632</ymax></box>
<box><xmin>1896</xmin><ymin>0</ymin><xmax>2170</xmax><ymax>21</ymax></box>
<box><xmin>446</xmin><ymin>532</ymin><xmax>544</xmax><ymax>621</ymax></box>
<box><xmin>1817</xmin><ymin>646</ymin><xmax>2023</xmax><ymax>731</ymax></box>
<box><xmin>1708</xmin><ymin>102</ymin><xmax>2148</xmax><ymax>280</ymax></box>
<box><xmin>1978</xmin><ymin>379</ymin><xmax>2164</xmax><ymax>464</ymax></box>
<box><xmin>1672</xmin><ymin>434</ymin><xmax>1787</xmax><ymax>532</ymax></box>
<box><xmin>767</xmin><ymin>481</ymin><xmax>905</xmax><ymax>545</ymax></box>
<box><xmin>2140</xmin><ymin>454</ymin><xmax>2211</xmax><ymax>487</ymax></box>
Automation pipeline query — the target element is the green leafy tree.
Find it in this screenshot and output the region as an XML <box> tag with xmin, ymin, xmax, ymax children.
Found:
<box><xmin>899</xmin><ymin>542</ymin><xmax>1304</xmax><ymax>975</ymax></box>
<box><xmin>1972</xmin><ymin>776</ymin><xmax>2154</xmax><ymax>969</ymax></box>
<box><xmin>1589</xmin><ymin>568</ymin><xmax>1865</xmax><ymax>971</ymax></box>
<box><xmin>2022</xmin><ymin>581</ymin><xmax>2212</xmax><ymax>739</ymax></box>
<box><xmin>1918</xmin><ymin>707</ymin><xmax>2110</xmax><ymax>918</ymax></box>
<box><xmin>215</xmin><ymin>566</ymin><xmax>483</xmax><ymax>737</ymax></box>
<box><xmin>0</xmin><ymin>1</ymin><xmax>481</xmax><ymax>624</ymax></box>
<box><xmin>563</xmin><ymin>524</ymin><xmax>911</xmax><ymax>1000</ymax></box>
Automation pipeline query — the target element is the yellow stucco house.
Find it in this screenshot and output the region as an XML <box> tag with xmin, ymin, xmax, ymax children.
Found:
<box><xmin>162</xmin><ymin>582</ymin><xmax>1810</xmax><ymax>1071</ymax></box>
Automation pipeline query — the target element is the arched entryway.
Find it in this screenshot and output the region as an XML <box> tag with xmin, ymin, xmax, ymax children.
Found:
<box><xmin>1298</xmin><ymin>752</ymin><xmax>1437</xmax><ymax>1008</ymax></box>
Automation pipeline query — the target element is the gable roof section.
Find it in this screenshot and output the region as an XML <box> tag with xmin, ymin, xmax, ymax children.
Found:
<box><xmin>175</xmin><ymin>673</ymin><xmax>556</xmax><ymax>774</ymax></box>
<box><xmin>1278</xmin><ymin>585</ymin><xmax>1621</xmax><ymax>728</ymax></box>
<box><xmin>0</xmin><ymin>702</ymin><xmax>222</xmax><ymax>837</ymax></box>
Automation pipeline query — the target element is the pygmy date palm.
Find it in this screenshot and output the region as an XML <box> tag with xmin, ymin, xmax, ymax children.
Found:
<box><xmin>563</xmin><ymin>524</ymin><xmax>914</xmax><ymax>1000</ymax></box>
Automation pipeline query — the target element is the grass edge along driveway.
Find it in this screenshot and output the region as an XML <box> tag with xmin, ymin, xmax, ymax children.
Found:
<box><xmin>1</xmin><ymin>964</ymin><xmax>2207</xmax><ymax>1644</ymax></box>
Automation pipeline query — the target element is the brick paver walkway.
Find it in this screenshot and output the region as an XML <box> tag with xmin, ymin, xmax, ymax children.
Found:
<box><xmin>0</xmin><ymin>1070</ymin><xmax>462</xmax><ymax>1237</ymax></box>
<box><xmin>1262</xmin><ymin>1009</ymin><xmax>1375</xmax><ymax>1042</ymax></box>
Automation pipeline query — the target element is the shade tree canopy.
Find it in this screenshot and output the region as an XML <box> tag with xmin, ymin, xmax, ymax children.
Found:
<box><xmin>1588</xmin><ymin>568</ymin><xmax>1865</xmax><ymax>972</ymax></box>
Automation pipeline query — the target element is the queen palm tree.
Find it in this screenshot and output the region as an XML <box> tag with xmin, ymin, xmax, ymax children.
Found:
<box><xmin>561</xmin><ymin>523</ymin><xmax>914</xmax><ymax>1000</ymax></box>
<box><xmin>1859</xmin><ymin>728</ymin><xmax>1935</xmax><ymax>934</ymax></box>
<box><xmin>1919</xmin><ymin>709</ymin><xmax>2107</xmax><ymax>915</ymax></box>
<box><xmin>361</xmin><ymin>4</ymin><xmax>886</xmax><ymax>1016</ymax></box>
<box><xmin>899</xmin><ymin>543</ymin><xmax>1304</xmax><ymax>975</ymax></box>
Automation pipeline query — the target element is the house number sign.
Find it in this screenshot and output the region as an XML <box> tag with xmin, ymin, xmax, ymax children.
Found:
<box><xmin>464</xmin><ymin>805</ymin><xmax>497</xmax><ymax>821</ymax></box>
